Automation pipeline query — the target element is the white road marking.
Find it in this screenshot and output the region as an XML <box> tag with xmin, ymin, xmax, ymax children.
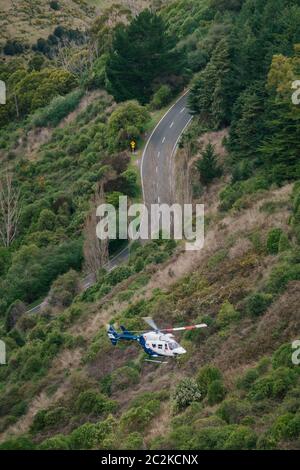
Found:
<box><xmin>162</xmin><ymin>136</ymin><xmax>166</xmax><ymax>143</ymax></box>
<box><xmin>170</xmin><ymin>121</ymin><xmax>174</xmax><ymax>128</ymax></box>
<box><xmin>156</xmin><ymin>166</ymin><xmax>158</xmax><ymax>174</ymax></box>
<box><xmin>180</xmin><ymin>107</ymin><xmax>185</xmax><ymax>113</ymax></box>
<box><xmin>157</xmin><ymin>151</ymin><xmax>160</xmax><ymax>158</ymax></box>
<box><xmin>158</xmin><ymin>196</ymin><xmax>160</xmax><ymax>203</ymax></box>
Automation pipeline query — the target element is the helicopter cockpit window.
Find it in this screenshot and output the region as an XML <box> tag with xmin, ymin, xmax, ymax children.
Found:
<box><xmin>169</xmin><ymin>342</ymin><xmax>179</xmax><ymax>350</ymax></box>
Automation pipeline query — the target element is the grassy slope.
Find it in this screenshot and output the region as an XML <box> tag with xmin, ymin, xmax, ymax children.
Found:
<box><xmin>0</xmin><ymin>0</ymin><xmax>151</xmax><ymax>47</ymax></box>
<box><xmin>0</xmin><ymin>143</ymin><xmax>299</xmax><ymax>448</ymax></box>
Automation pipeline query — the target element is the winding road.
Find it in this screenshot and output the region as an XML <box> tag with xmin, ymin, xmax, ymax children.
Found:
<box><xmin>141</xmin><ymin>90</ymin><xmax>192</xmax><ymax>208</ymax></box>
<box><xmin>26</xmin><ymin>91</ymin><xmax>192</xmax><ymax>314</ymax></box>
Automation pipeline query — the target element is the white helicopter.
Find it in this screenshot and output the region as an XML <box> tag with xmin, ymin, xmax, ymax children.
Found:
<box><xmin>107</xmin><ymin>317</ymin><xmax>208</xmax><ymax>363</ymax></box>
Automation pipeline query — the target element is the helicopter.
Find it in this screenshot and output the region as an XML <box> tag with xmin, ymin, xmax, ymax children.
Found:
<box><xmin>107</xmin><ymin>317</ymin><xmax>208</xmax><ymax>363</ymax></box>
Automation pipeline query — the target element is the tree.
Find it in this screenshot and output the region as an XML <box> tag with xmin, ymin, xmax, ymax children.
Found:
<box><xmin>0</xmin><ymin>173</ymin><xmax>21</xmax><ymax>247</ymax></box>
<box><xmin>189</xmin><ymin>38</ymin><xmax>236</xmax><ymax>128</ymax></box>
<box><xmin>106</xmin><ymin>9</ymin><xmax>183</xmax><ymax>103</ymax></box>
<box><xmin>108</xmin><ymin>100</ymin><xmax>150</xmax><ymax>150</ymax></box>
<box><xmin>195</xmin><ymin>143</ymin><xmax>222</xmax><ymax>186</ymax></box>
<box><xmin>83</xmin><ymin>183</ymin><xmax>108</xmax><ymax>280</ymax></box>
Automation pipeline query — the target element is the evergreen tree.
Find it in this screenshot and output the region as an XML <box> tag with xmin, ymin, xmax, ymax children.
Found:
<box><xmin>196</xmin><ymin>143</ymin><xmax>222</xmax><ymax>185</ymax></box>
<box><xmin>188</xmin><ymin>38</ymin><xmax>237</xmax><ymax>128</ymax></box>
<box><xmin>106</xmin><ymin>10</ymin><xmax>183</xmax><ymax>104</ymax></box>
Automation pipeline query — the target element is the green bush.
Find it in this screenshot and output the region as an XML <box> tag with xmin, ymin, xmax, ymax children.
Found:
<box><xmin>69</xmin><ymin>422</ymin><xmax>99</xmax><ymax>450</ymax></box>
<box><xmin>236</xmin><ymin>368</ymin><xmax>259</xmax><ymax>391</ymax></box>
<box><xmin>31</xmin><ymin>90</ymin><xmax>83</xmax><ymax>127</ymax></box>
<box><xmin>266</xmin><ymin>228</ymin><xmax>283</xmax><ymax>254</ymax></box>
<box><xmin>272</xmin><ymin>343</ymin><xmax>295</xmax><ymax>369</ymax></box>
<box><xmin>0</xmin><ymin>436</ymin><xmax>35</xmax><ymax>450</ymax></box>
<box><xmin>244</xmin><ymin>292</ymin><xmax>273</xmax><ymax>317</ymax></box>
<box><xmin>207</xmin><ymin>380</ymin><xmax>227</xmax><ymax>405</ymax></box>
<box><xmin>223</xmin><ymin>426</ymin><xmax>257</xmax><ymax>450</ymax></box>
<box><xmin>173</xmin><ymin>378</ymin><xmax>202</xmax><ymax>412</ymax></box>
<box><xmin>217</xmin><ymin>398</ymin><xmax>251</xmax><ymax>424</ymax></box>
<box><xmin>49</xmin><ymin>269</ymin><xmax>80</xmax><ymax>307</ymax></box>
<box><xmin>120</xmin><ymin>400</ymin><xmax>160</xmax><ymax>433</ymax></box>
<box><xmin>150</xmin><ymin>85</ymin><xmax>172</xmax><ymax>109</ymax></box>
<box><xmin>266</xmin><ymin>261</ymin><xmax>300</xmax><ymax>293</ymax></box>
<box><xmin>248</xmin><ymin>367</ymin><xmax>298</xmax><ymax>401</ymax></box>
<box><xmin>31</xmin><ymin>406</ymin><xmax>70</xmax><ymax>433</ymax></box>
<box><xmin>75</xmin><ymin>389</ymin><xmax>117</xmax><ymax>416</ymax></box>
<box><xmin>216</xmin><ymin>301</ymin><xmax>239</xmax><ymax>328</ymax></box>
<box><xmin>122</xmin><ymin>432</ymin><xmax>144</xmax><ymax>450</ymax></box>
<box><xmin>197</xmin><ymin>365</ymin><xmax>222</xmax><ymax>396</ymax></box>
<box><xmin>39</xmin><ymin>434</ymin><xmax>70</xmax><ymax>450</ymax></box>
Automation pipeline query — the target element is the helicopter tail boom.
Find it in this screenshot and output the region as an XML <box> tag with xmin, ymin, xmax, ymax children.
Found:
<box><xmin>106</xmin><ymin>324</ymin><xmax>138</xmax><ymax>345</ymax></box>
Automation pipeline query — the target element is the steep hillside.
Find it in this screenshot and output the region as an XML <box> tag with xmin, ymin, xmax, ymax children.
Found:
<box><xmin>0</xmin><ymin>0</ymin><xmax>95</xmax><ymax>47</ymax></box>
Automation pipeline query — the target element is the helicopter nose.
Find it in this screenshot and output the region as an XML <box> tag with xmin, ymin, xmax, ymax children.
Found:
<box><xmin>174</xmin><ymin>347</ymin><xmax>186</xmax><ymax>355</ymax></box>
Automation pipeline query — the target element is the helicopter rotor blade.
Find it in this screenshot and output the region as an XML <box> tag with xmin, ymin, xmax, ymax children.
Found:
<box><xmin>142</xmin><ymin>316</ymin><xmax>160</xmax><ymax>331</ymax></box>
<box><xmin>161</xmin><ymin>323</ymin><xmax>208</xmax><ymax>333</ymax></box>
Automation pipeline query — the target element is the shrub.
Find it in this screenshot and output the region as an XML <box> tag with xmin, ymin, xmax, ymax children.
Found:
<box><xmin>217</xmin><ymin>398</ymin><xmax>251</xmax><ymax>424</ymax></box>
<box><xmin>216</xmin><ymin>301</ymin><xmax>239</xmax><ymax>328</ymax></box>
<box><xmin>278</xmin><ymin>232</ymin><xmax>291</xmax><ymax>252</ymax></box>
<box><xmin>31</xmin><ymin>90</ymin><xmax>83</xmax><ymax>128</ymax></box>
<box><xmin>122</xmin><ymin>432</ymin><xmax>144</xmax><ymax>450</ymax></box>
<box><xmin>50</xmin><ymin>1</ymin><xmax>60</xmax><ymax>10</ymax></box>
<box><xmin>39</xmin><ymin>435</ymin><xmax>70</xmax><ymax>450</ymax></box>
<box><xmin>120</xmin><ymin>401</ymin><xmax>160</xmax><ymax>433</ymax></box>
<box><xmin>75</xmin><ymin>390</ymin><xmax>117</xmax><ymax>416</ymax></box>
<box><xmin>173</xmin><ymin>378</ymin><xmax>202</xmax><ymax>412</ymax></box>
<box><xmin>0</xmin><ymin>436</ymin><xmax>35</xmax><ymax>450</ymax></box>
<box><xmin>272</xmin><ymin>343</ymin><xmax>295</xmax><ymax>369</ymax></box>
<box><xmin>223</xmin><ymin>426</ymin><xmax>257</xmax><ymax>450</ymax></box>
<box><xmin>150</xmin><ymin>85</ymin><xmax>172</xmax><ymax>109</ymax></box>
<box><xmin>266</xmin><ymin>228</ymin><xmax>283</xmax><ymax>254</ymax></box>
<box><xmin>49</xmin><ymin>269</ymin><xmax>80</xmax><ymax>307</ymax></box>
<box><xmin>69</xmin><ymin>423</ymin><xmax>99</xmax><ymax>450</ymax></box>
<box><xmin>37</xmin><ymin>209</ymin><xmax>56</xmax><ymax>231</ymax></box>
<box><xmin>244</xmin><ymin>292</ymin><xmax>273</xmax><ymax>317</ymax></box>
<box><xmin>266</xmin><ymin>262</ymin><xmax>300</xmax><ymax>293</ymax></box>
<box><xmin>31</xmin><ymin>407</ymin><xmax>70</xmax><ymax>433</ymax></box>
<box><xmin>207</xmin><ymin>380</ymin><xmax>227</xmax><ymax>405</ymax></box>
<box><xmin>5</xmin><ymin>300</ymin><xmax>26</xmax><ymax>332</ymax></box>
<box><xmin>248</xmin><ymin>367</ymin><xmax>298</xmax><ymax>401</ymax></box>
<box><xmin>236</xmin><ymin>368</ymin><xmax>259</xmax><ymax>391</ymax></box>
<box><xmin>192</xmin><ymin>426</ymin><xmax>234</xmax><ymax>450</ymax></box>
<box><xmin>196</xmin><ymin>365</ymin><xmax>222</xmax><ymax>396</ymax></box>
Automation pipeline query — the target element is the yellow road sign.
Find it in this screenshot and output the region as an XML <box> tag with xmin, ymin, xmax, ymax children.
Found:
<box><xmin>130</xmin><ymin>140</ymin><xmax>136</xmax><ymax>150</ymax></box>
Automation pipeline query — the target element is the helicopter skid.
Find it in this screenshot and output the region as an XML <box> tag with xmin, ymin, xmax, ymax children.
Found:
<box><xmin>145</xmin><ymin>358</ymin><xmax>168</xmax><ymax>364</ymax></box>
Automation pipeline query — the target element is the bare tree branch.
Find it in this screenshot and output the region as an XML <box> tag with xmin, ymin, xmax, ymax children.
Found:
<box><xmin>83</xmin><ymin>183</ymin><xmax>108</xmax><ymax>280</ymax></box>
<box><xmin>0</xmin><ymin>173</ymin><xmax>21</xmax><ymax>247</ymax></box>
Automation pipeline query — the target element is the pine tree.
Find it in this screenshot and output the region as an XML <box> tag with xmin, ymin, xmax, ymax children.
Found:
<box><xmin>196</xmin><ymin>143</ymin><xmax>222</xmax><ymax>186</ymax></box>
<box><xmin>106</xmin><ymin>10</ymin><xmax>183</xmax><ymax>104</ymax></box>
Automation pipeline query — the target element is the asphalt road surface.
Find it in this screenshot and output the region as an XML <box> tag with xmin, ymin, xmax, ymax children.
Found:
<box><xmin>26</xmin><ymin>91</ymin><xmax>192</xmax><ymax>314</ymax></box>
<box><xmin>141</xmin><ymin>90</ymin><xmax>192</xmax><ymax>208</ymax></box>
